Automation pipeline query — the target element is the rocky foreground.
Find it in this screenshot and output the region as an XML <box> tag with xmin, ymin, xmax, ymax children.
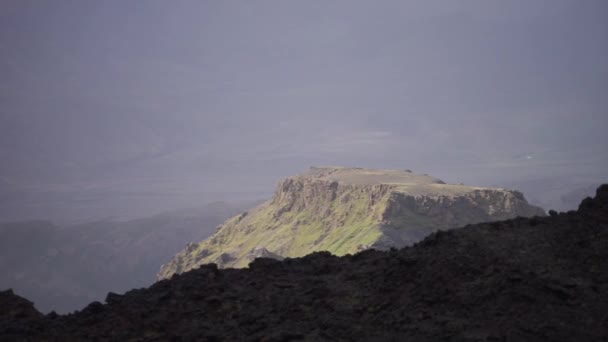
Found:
<box><xmin>1</xmin><ymin>185</ymin><xmax>607</xmax><ymax>341</ymax></box>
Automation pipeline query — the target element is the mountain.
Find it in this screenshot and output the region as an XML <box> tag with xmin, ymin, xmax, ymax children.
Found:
<box><xmin>158</xmin><ymin>167</ymin><xmax>544</xmax><ymax>277</ymax></box>
<box><xmin>2</xmin><ymin>185</ymin><xmax>606</xmax><ymax>341</ymax></box>
<box><xmin>0</xmin><ymin>201</ymin><xmax>251</xmax><ymax>314</ymax></box>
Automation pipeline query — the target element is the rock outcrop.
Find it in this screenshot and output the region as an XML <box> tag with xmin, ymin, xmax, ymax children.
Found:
<box><xmin>1</xmin><ymin>185</ymin><xmax>606</xmax><ymax>341</ymax></box>
<box><xmin>158</xmin><ymin>167</ymin><xmax>544</xmax><ymax>277</ymax></box>
<box><xmin>245</xmin><ymin>246</ymin><xmax>284</xmax><ymax>263</ymax></box>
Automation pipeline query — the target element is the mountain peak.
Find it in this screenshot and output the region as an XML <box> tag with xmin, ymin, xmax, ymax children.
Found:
<box><xmin>158</xmin><ymin>167</ymin><xmax>544</xmax><ymax>277</ymax></box>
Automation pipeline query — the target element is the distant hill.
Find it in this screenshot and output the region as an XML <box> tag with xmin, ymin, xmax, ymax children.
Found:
<box><xmin>159</xmin><ymin>167</ymin><xmax>544</xmax><ymax>277</ymax></box>
<box><xmin>0</xmin><ymin>201</ymin><xmax>253</xmax><ymax>313</ymax></box>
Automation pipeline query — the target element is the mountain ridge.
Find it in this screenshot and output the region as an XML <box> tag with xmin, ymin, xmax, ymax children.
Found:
<box><xmin>158</xmin><ymin>167</ymin><xmax>544</xmax><ymax>277</ymax></box>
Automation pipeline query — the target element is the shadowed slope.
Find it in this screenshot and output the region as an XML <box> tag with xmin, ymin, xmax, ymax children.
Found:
<box><xmin>0</xmin><ymin>202</ymin><xmax>248</xmax><ymax>314</ymax></box>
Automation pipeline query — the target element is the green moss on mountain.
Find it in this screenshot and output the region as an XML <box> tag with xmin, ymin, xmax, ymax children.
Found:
<box><xmin>158</xmin><ymin>167</ymin><xmax>545</xmax><ymax>278</ymax></box>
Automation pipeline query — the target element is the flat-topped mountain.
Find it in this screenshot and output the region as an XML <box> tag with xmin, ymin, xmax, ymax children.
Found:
<box><xmin>159</xmin><ymin>167</ymin><xmax>544</xmax><ymax>278</ymax></box>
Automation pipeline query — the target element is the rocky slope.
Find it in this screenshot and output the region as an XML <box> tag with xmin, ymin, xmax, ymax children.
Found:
<box><xmin>1</xmin><ymin>185</ymin><xmax>606</xmax><ymax>341</ymax></box>
<box><xmin>159</xmin><ymin>167</ymin><xmax>544</xmax><ymax>277</ymax></box>
<box><xmin>0</xmin><ymin>202</ymin><xmax>248</xmax><ymax>314</ymax></box>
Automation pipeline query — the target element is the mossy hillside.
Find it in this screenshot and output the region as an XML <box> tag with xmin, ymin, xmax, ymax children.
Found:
<box><xmin>181</xmin><ymin>181</ymin><xmax>390</xmax><ymax>269</ymax></box>
<box><xmin>158</xmin><ymin>167</ymin><xmax>545</xmax><ymax>278</ymax></box>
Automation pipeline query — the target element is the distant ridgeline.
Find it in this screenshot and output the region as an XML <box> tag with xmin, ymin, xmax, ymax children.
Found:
<box><xmin>0</xmin><ymin>202</ymin><xmax>246</xmax><ymax>314</ymax></box>
<box><xmin>158</xmin><ymin>167</ymin><xmax>544</xmax><ymax>278</ymax></box>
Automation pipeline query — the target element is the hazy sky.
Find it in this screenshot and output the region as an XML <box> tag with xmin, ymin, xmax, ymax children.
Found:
<box><xmin>1</xmin><ymin>0</ymin><xmax>607</xmax><ymax>221</ymax></box>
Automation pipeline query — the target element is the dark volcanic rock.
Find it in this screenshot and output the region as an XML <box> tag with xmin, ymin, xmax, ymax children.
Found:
<box><xmin>0</xmin><ymin>289</ymin><xmax>44</xmax><ymax>339</ymax></box>
<box><xmin>245</xmin><ymin>246</ymin><xmax>284</xmax><ymax>263</ymax></box>
<box><xmin>1</xmin><ymin>185</ymin><xmax>607</xmax><ymax>341</ymax></box>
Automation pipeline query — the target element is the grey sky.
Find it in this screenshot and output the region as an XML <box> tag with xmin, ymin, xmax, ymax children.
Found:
<box><xmin>1</xmin><ymin>0</ymin><xmax>607</xmax><ymax>221</ymax></box>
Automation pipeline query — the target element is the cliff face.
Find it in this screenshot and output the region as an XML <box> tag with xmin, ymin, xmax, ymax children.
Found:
<box><xmin>158</xmin><ymin>167</ymin><xmax>544</xmax><ymax>278</ymax></box>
